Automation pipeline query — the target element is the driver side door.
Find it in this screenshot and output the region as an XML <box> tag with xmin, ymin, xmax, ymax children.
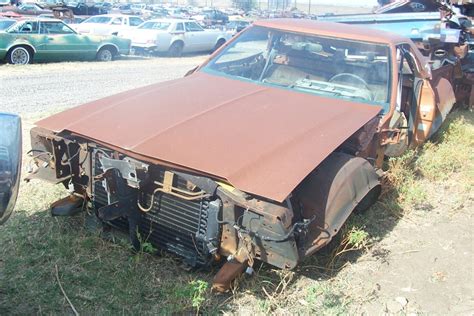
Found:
<box><xmin>39</xmin><ymin>21</ymin><xmax>92</xmax><ymax>61</ymax></box>
<box><xmin>184</xmin><ymin>21</ymin><xmax>207</xmax><ymax>52</ymax></box>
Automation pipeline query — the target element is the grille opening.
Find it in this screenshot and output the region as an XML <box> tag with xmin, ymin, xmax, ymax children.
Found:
<box><xmin>92</xmin><ymin>149</ymin><xmax>216</xmax><ymax>267</ymax></box>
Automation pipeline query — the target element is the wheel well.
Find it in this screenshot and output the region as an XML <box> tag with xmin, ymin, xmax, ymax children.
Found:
<box><xmin>170</xmin><ymin>40</ymin><xmax>184</xmax><ymax>48</ymax></box>
<box><xmin>216</xmin><ymin>38</ymin><xmax>226</xmax><ymax>44</ymax></box>
<box><xmin>294</xmin><ymin>152</ymin><xmax>380</xmax><ymax>256</ymax></box>
<box><xmin>99</xmin><ymin>44</ymin><xmax>118</xmax><ymax>56</ymax></box>
<box><xmin>8</xmin><ymin>44</ymin><xmax>35</xmax><ymax>58</ymax></box>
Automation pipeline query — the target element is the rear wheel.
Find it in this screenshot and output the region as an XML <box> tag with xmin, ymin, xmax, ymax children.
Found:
<box><xmin>213</xmin><ymin>39</ymin><xmax>226</xmax><ymax>52</ymax></box>
<box><xmin>7</xmin><ymin>46</ymin><xmax>32</xmax><ymax>65</ymax></box>
<box><xmin>168</xmin><ymin>41</ymin><xmax>183</xmax><ymax>57</ymax></box>
<box><xmin>96</xmin><ymin>47</ymin><xmax>114</xmax><ymax>62</ymax></box>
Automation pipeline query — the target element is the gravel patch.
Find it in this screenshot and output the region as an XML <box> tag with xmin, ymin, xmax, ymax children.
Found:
<box><xmin>0</xmin><ymin>56</ymin><xmax>207</xmax><ymax>116</ymax></box>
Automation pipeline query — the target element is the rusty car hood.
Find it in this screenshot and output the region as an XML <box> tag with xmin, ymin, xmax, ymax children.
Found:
<box><xmin>36</xmin><ymin>71</ymin><xmax>381</xmax><ymax>202</ymax></box>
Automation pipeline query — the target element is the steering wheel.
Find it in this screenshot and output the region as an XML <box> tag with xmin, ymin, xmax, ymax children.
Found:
<box><xmin>329</xmin><ymin>73</ymin><xmax>369</xmax><ymax>88</ymax></box>
<box><xmin>329</xmin><ymin>73</ymin><xmax>374</xmax><ymax>101</ymax></box>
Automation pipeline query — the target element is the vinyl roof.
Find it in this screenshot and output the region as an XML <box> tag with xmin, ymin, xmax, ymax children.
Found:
<box><xmin>253</xmin><ymin>19</ymin><xmax>408</xmax><ymax>45</ymax></box>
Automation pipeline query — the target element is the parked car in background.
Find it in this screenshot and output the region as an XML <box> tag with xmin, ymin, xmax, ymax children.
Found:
<box><xmin>38</xmin><ymin>13</ymin><xmax>85</xmax><ymax>25</ymax></box>
<box><xmin>167</xmin><ymin>7</ymin><xmax>190</xmax><ymax>18</ymax></box>
<box><xmin>225</xmin><ymin>20</ymin><xmax>251</xmax><ymax>36</ymax></box>
<box><xmin>194</xmin><ymin>9</ymin><xmax>229</xmax><ymax>26</ymax></box>
<box><xmin>0</xmin><ymin>11</ymin><xmax>22</xmax><ymax>19</ymax></box>
<box><xmin>74</xmin><ymin>14</ymin><xmax>143</xmax><ymax>36</ymax></box>
<box><xmin>95</xmin><ymin>2</ymin><xmax>112</xmax><ymax>12</ymax></box>
<box><xmin>375</xmin><ymin>0</ymin><xmax>442</xmax><ymax>13</ymax></box>
<box><xmin>116</xmin><ymin>3</ymin><xmax>132</xmax><ymax>15</ymax></box>
<box><xmin>18</xmin><ymin>3</ymin><xmax>52</xmax><ymax>15</ymax></box>
<box><xmin>37</xmin><ymin>0</ymin><xmax>64</xmax><ymax>7</ymax></box>
<box><xmin>67</xmin><ymin>2</ymin><xmax>107</xmax><ymax>16</ymax></box>
<box><xmin>0</xmin><ymin>18</ymin><xmax>15</xmax><ymax>31</ymax></box>
<box><xmin>0</xmin><ymin>18</ymin><xmax>130</xmax><ymax>64</ymax></box>
<box><xmin>130</xmin><ymin>3</ymin><xmax>146</xmax><ymax>15</ymax></box>
<box><xmin>119</xmin><ymin>19</ymin><xmax>230</xmax><ymax>56</ymax></box>
<box><xmin>0</xmin><ymin>0</ymin><xmax>10</xmax><ymax>6</ymax></box>
<box><xmin>148</xmin><ymin>5</ymin><xmax>168</xmax><ymax>17</ymax></box>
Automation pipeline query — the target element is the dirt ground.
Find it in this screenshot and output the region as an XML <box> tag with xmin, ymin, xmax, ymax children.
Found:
<box><xmin>342</xmin><ymin>187</ymin><xmax>474</xmax><ymax>314</ymax></box>
<box><xmin>0</xmin><ymin>56</ymin><xmax>473</xmax><ymax>314</ymax></box>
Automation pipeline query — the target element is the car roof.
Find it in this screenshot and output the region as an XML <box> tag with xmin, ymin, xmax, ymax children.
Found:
<box><xmin>92</xmin><ymin>14</ymin><xmax>142</xmax><ymax>18</ymax></box>
<box><xmin>146</xmin><ymin>18</ymin><xmax>196</xmax><ymax>23</ymax></box>
<box><xmin>14</xmin><ymin>17</ymin><xmax>63</xmax><ymax>22</ymax></box>
<box><xmin>253</xmin><ymin>19</ymin><xmax>407</xmax><ymax>45</ymax></box>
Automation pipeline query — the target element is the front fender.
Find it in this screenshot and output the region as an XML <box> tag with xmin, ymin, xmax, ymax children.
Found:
<box><xmin>6</xmin><ymin>41</ymin><xmax>37</xmax><ymax>53</ymax></box>
<box><xmin>295</xmin><ymin>152</ymin><xmax>380</xmax><ymax>256</ymax></box>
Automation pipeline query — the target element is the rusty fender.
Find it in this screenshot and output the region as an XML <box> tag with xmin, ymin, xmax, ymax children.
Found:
<box><xmin>214</xmin><ymin>152</ymin><xmax>380</xmax><ymax>271</ymax></box>
<box><xmin>295</xmin><ymin>152</ymin><xmax>381</xmax><ymax>256</ymax></box>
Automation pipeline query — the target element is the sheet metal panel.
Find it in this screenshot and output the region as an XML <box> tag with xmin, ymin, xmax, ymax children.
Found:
<box><xmin>36</xmin><ymin>71</ymin><xmax>381</xmax><ymax>202</ymax></box>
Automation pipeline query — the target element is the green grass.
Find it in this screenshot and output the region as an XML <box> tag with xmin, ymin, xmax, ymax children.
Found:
<box><xmin>1</xmin><ymin>109</ymin><xmax>472</xmax><ymax>314</ymax></box>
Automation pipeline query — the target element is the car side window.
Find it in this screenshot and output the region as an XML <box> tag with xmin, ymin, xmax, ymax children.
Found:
<box><xmin>111</xmin><ymin>18</ymin><xmax>122</xmax><ymax>25</ymax></box>
<box><xmin>184</xmin><ymin>22</ymin><xmax>203</xmax><ymax>32</ymax></box>
<box><xmin>17</xmin><ymin>22</ymin><xmax>38</xmax><ymax>34</ymax></box>
<box><xmin>175</xmin><ymin>23</ymin><xmax>184</xmax><ymax>32</ymax></box>
<box><xmin>129</xmin><ymin>17</ymin><xmax>143</xmax><ymax>26</ymax></box>
<box><xmin>40</xmin><ymin>22</ymin><xmax>75</xmax><ymax>35</ymax></box>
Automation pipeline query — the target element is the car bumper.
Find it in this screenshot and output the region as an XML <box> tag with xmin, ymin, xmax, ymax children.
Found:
<box><xmin>119</xmin><ymin>47</ymin><xmax>131</xmax><ymax>56</ymax></box>
<box><xmin>131</xmin><ymin>44</ymin><xmax>161</xmax><ymax>54</ymax></box>
<box><xmin>132</xmin><ymin>43</ymin><xmax>158</xmax><ymax>49</ymax></box>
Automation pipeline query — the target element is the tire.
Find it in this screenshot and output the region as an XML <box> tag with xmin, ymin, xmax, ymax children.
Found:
<box><xmin>213</xmin><ymin>39</ymin><xmax>226</xmax><ymax>52</ymax></box>
<box><xmin>168</xmin><ymin>41</ymin><xmax>183</xmax><ymax>57</ymax></box>
<box><xmin>96</xmin><ymin>47</ymin><xmax>114</xmax><ymax>62</ymax></box>
<box><xmin>7</xmin><ymin>46</ymin><xmax>32</xmax><ymax>65</ymax></box>
<box><xmin>354</xmin><ymin>185</ymin><xmax>381</xmax><ymax>213</ymax></box>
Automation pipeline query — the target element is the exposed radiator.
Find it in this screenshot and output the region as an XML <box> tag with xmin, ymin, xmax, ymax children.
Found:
<box><xmin>92</xmin><ymin>152</ymin><xmax>213</xmax><ymax>267</ymax></box>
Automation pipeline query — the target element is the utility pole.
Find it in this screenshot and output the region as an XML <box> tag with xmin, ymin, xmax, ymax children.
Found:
<box><xmin>308</xmin><ymin>0</ymin><xmax>311</xmax><ymax>14</ymax></box>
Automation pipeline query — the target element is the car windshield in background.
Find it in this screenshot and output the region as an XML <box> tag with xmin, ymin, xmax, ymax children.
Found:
<box><xmin>204</xmin><ymin>26</ymin><xmax>391</xmax><ymax>106</ymax></box>
<box><xmin>84</xmin><ymin>16</ymin><xmax>112</xmax><ymax>24</ymax></box>
<box><xmin>0</xmin><ymin>20</ymin><xmax>15</xmax><ymax>31</ymax></box>
<box><xmin>138</xmin><ymin>21</ymin><xmax>170</xmax><ymax>30</ymax></box>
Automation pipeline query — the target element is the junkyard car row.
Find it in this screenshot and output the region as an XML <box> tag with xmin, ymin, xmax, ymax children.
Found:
<box><xmin>0</xmin><ymin>0</ymin><xmax>473</xmax><ymax>293</ymax></box>
<box><xmin>0</xmin><ymin>0</ymin><xmax>473</xmax><ymax>63</ymax></box>
<box><xmin>119</xmin><ymin>19</ymin><xmax>230</xmax><ymax>56</ymax></box>
<box><xmin>0</xmin><ymin>18</ymin><xmax>130</xmax><ymax>63</ymax></box>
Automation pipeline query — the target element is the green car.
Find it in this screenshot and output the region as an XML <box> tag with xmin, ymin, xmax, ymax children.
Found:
<box><xmin>0</xmin><ymin>18</ymin><xmax>131</xmax><ymax>64</ymax></box>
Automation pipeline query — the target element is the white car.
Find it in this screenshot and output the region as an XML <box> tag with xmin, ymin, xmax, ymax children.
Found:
<box><xmin>119</xmin><ymin>19</ymin><xmax>231</xmax><ymax>56</ymax></box>
<box><xmin>74</xmin><ymin>14</ymin><xmax>144</xmax><ymax>36</ymax></box>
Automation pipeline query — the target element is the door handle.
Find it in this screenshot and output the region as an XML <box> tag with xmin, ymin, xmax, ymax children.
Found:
<box><xmin>48</xmin><ymin>37</ymin><xmax>54</xmax><ymax>40</ymax></box>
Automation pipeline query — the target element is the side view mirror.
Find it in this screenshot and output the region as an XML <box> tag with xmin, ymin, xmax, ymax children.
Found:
<box><xmin>0</xmin><ymin>113</ymin><xmax>22</xmax><ymax>225</ymax></box>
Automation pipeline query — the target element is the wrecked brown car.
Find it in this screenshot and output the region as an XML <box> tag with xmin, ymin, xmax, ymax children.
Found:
<box><xmin>25</xmin><ymin>19</ymin><xmax>470</xmax><ymax>291</ymax></box>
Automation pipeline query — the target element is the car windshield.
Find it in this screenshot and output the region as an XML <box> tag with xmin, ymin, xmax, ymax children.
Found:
<box><xmin>83</xmin><ymin>16</ymin><xmax>112</xmax><ymax>24</ymax></box>
<box><xmin>138</xmin><ymin>21</ymin><xmax>170</xmax><ymax>30</ymax></box>
<box><xmin>204</xmin><ymin>26</ymin><xmax>391</xmax><ymax>106</ymax></box>
<box><xmin>6</xmin><ymin>21</ymin><xmax>39</xmax><ymax>34</ymax></box>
